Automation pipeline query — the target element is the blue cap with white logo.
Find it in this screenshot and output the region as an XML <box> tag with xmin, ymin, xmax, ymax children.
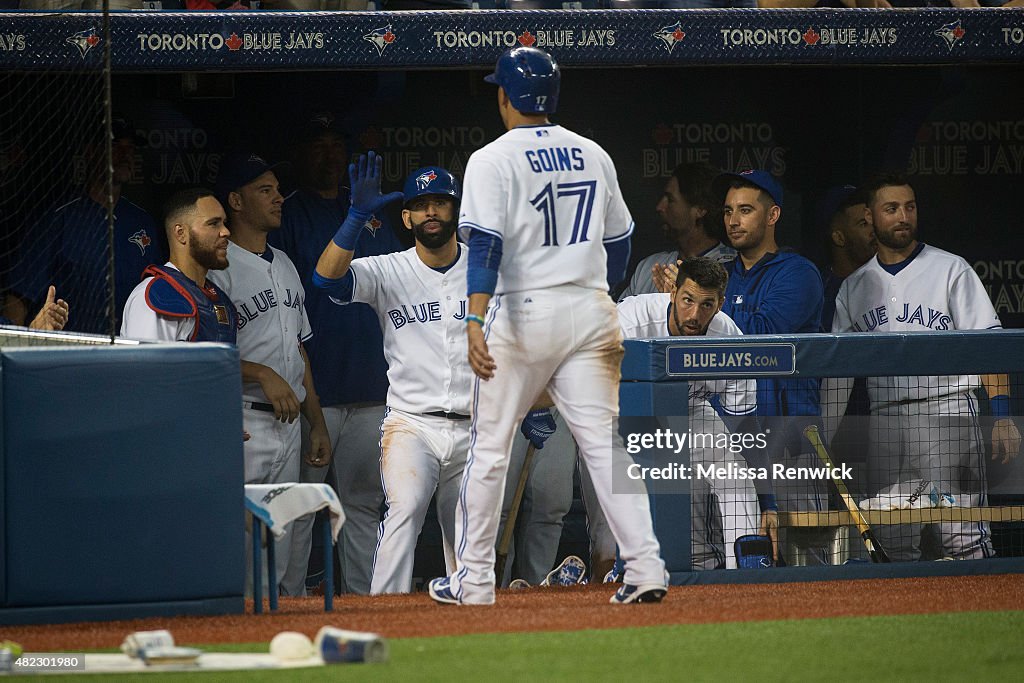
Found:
<box><xmin>714</xmin><ymin>169</ymin><xmax>784</xmax><ymax>210</ymax></box>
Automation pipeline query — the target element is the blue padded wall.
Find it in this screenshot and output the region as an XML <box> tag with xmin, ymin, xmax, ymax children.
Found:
<box><xmin>1</xmin><ymin>343</ymin><xmax>244</xmax><ymax>619</ymax></box>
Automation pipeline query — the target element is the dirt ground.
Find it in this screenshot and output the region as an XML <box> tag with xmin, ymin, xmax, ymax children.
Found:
<box><xmin>5</xmin><ymin>574</ymin><xmax>1024</xmax><ymax>651</ymax></box>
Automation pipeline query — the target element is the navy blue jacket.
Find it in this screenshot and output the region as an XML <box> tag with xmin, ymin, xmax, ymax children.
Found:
<box><xmin>723</xmin><ymin>250</ymin><xmax>823</xmax><ymax>418</ymax></box>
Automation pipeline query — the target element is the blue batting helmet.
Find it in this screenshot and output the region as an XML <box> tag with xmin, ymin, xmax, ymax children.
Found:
<box><xmin>403</xmin><ymin>166</ymin><xmax>461</xmax><ymax>206</ymax></box>
<box><xmin>484</xmin><ymin>46</ymin><xmax>560</xmax><ymax>115</ymax></box>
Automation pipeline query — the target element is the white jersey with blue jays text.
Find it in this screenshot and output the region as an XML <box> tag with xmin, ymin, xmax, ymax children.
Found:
<box><xmin>617</xmin><ymin>294</ymin><xmax>756</xmax><ymax>416</ymax></box>
<box><xmin>457</xmin><ymin>124</ymin><xmax>633</xmax><ymax>294</ymax></box>
<box><xmin>616</xmin><ymin>292</ymin><xmax>759</xmax><ymax>569</ymax></box>
<box><xmin>832</xmin><ymin>244</ymin><xmax>1002</xmax><ymax>408</ymax></box>
<box><xmin>208</xmin><ymin>242</ymin><xmax>312</xmax><ymax>405</ymax></box>
<box><xmin>346</xmin><ymin>246</ymin><xmax>473</xmax><ymax>416</ymax></box>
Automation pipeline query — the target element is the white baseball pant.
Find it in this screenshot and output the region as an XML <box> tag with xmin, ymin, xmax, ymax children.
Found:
<box><xmin>451</xmin><ymin>286</ymin><xmax>664</xmax><ymax>604</ymax></box>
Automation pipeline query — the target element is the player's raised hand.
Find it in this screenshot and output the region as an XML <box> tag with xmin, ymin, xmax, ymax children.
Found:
<box><xmin>349</xmin><ymin>151</ymin><xmax>404</xmax><ymax>215</ymax></box>
<box><xmin>467</xmin><ymin>323</ymin><xmax>497</xmax><ymax>380</ymax></box>
<box><xmin>259</xmin><ymin>369</ymin><xmax>302</xmax><ymax>423</ymax></box>
<box><xmin>29</xmin><ymin>285</ymin><xmax>69</xmax><ymax>331</ymax></box>
<box><xmin>991</xmin><ymin>419</ymin><xmax>1021</xmax><ymax>465</ymax></box>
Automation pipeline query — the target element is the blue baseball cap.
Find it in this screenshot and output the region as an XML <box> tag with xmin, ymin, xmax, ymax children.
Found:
<box><xmin>815</xmin><ymin>184</ymin><xmax>861</xmax><ymax>233</ymax></box>
<box><xmin>714</xmin><ymin>169</ymin><xmax>784</xmax><ymax>210</ymax></box>
<box><xmin>215</xmin><ymin>152</ymin><xmax>287</xmax><ymax>204</ymax></box>
<box><xmin>111</xmin><ymin>114</ymin><xmax>147</xmax><ymax>147</ymax></box>
<box><xmin>296</xmin><ymin>110</ymin><xmax>346</xmax><ymax>145</ymax></box>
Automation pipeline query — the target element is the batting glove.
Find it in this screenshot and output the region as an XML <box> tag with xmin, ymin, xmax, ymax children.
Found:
<box><xmin>520</xmin><ymin>409</ymin><xmax>556</xmax><ymax>449</ymax></box>
<box><xmin>349</xmin><ymin>151</ymin><xmax>403</xmax><ymax>215</ymax></box>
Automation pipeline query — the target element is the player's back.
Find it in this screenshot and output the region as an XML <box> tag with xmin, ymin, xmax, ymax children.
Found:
<box><xmin>459</xmin><ymin>124</ymin><xmax>633</xmax><ymax>295</ymax></box>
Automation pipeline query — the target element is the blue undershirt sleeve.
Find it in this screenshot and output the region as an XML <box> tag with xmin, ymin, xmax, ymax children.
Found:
<box><xmin>467</xmin><ymin>229</ymin><xmax>502</xmax><ymax>296</ymax></box>
<box><xmin>311</xmin><ymin>269</ymin><xmax>355</xmax><ymax>303</ymax></box>
<box><xmin>604</xmin><ymin>236</ymin><xmax>631</xmax><ymax>290</ymax></box>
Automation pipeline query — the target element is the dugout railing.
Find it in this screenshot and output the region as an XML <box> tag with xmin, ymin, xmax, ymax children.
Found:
<box><xmin>621</xmin><ymin>329</ymin><xmax>1024</xmax><ymax>585</ymax></box>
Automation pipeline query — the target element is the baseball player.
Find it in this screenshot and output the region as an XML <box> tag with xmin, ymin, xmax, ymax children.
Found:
<box><xmin>208</xmin><ymin>152</ymin><xmax>330</xmax><ymax>595</ymax></box>
<box><xmin>313</xmin><ymin>159</ymin><xmax>475</xmax><ymax>595</ymax></box>
<box><xmin>618</xmin><ymin>162</ymin><xmax>735</xmax><ymax>301</ymax></box>
<box><xmin>714</xmin><ymin>169</ymin><xmax>828</xmax><ymax>565</ymax></box>
<box><xmin>817</xmin><ymin>184</ymin><xmax>874</xmax><ymax>332</ymax></box>
<box><xmin>497</xmin><ymin>408</ymin><xmax>574</xmax><ymax>588</ymax></box>
<box><xmin>5</xmin><ymin>115</ymin><xmax>163</xmax><ymax>335</ymax></box>
<box><xmin>429</xmin><ymin>46</ymin><xmax>666</xmax><ymax>606</ymax></box>
<box><xmin>616</xmin><ymin>257</ymin><xmax>774</xmax><ymax>568</ymax></box>
<box><xmin>121</xmin><ymin>188</ymin><xmax>237</xmax><ymax>343</ymax></box>
<box><xmin>270</xmin><ymin>113</ymin><xmax>403</xmax><ymax>596</ymax></box>
<box><xmin>829</xmin><ymin>171</ymin><xmax>1020</xmax><ymax>561</ymax></box>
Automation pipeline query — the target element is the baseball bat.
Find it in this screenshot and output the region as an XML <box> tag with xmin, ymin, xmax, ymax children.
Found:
<box><xmin>495</xmin><ymin>442</ymin><xmax>537</xmax><ymax>585</ymax></box>
<box><xmin>803</xmin><ymin>425</ymin><xmax>891</xmax><ymax>564</ymax></box>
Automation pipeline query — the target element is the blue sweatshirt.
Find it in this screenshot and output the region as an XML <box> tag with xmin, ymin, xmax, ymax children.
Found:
<box><xmin>722</xmin><ymin>250</ymin><xmax>823</xmax><ymax>418</ymax></box>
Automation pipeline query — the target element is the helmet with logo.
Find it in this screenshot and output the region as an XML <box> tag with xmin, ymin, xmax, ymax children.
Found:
<box><xmin>484</xmin><ymin>46</ymin><xmax>560</xmax><ymax>115</ymax></box>
<box><xmin>403</xmin><ymin>166</ymin><xmax>461</xmax><ymax>206</ymax></box>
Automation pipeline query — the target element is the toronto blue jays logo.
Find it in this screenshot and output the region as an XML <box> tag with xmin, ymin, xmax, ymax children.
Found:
<box><xmin>364</xmin><ymin>24</ymin><xmax>397</xmax><ymax>56</ymax></box>
<box><xmin>66</xmin><ymin>28</ymin><xmax>101</xmax><ymax>58</ymax></box>
<box><xmin>129</xmin><ymin>229</ymin><xmax>152</xmax><ymax>254</ymax></box>
<box><xmin>654</xmin><ymin>22</ymin><xmax>686</xmax><ymax>54</ymax></box>
<box><xmin>363</xmin><ymin>214</ymin><xmax>381</xmax><ymax>236</ymax></box>
<box><xmin>934</xmin><ymin>19</ymin><xmax>965</xmax><ymax>52</ymax></box>
<box><xmin>415</xmin><ymin>169</ymin><xmax>438</xmax><ymax>191</ymax></box>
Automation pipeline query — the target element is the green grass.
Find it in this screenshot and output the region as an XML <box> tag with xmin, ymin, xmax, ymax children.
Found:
<box><xmin>39</xmin><ymin>611</ymin><xmax>1024</xmax><ymax>681</ymax></box>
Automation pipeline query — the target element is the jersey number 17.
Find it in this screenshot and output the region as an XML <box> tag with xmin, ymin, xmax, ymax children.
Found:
<box><xmin>530</xmin><ymin>180</ymin><xmax>597</xmax><ymax>247</ymax></box>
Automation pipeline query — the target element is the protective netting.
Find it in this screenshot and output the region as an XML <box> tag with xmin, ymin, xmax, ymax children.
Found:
<box><xmin>0</xmin><ymin>71</ymin><xmax>118</xmax><ymax>336</ymax></box>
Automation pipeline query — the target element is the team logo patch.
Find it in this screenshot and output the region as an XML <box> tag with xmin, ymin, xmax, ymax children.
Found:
<box><xmin>129</xmin><ymin>229</ymin><xmax>153</xmax><ymax>254</ymax></box>
<box><xmin>415</xmin><ymin>170</ymin><xmax>438</xmax><ymax>191</ymax></box>
<box><xmin>654</xmin><ymin>21</ymin><xmax>686</xmax><ymax>53</ymax></box>
<box><xmin>934</xmin><ymin>19</ymin><xmax>965</xmax><ymax>52</ymax></box>
<box><xmin>364</xmin><ymin>215</ymin><xmax>381</xmax><ymax>235</ymax></box>
<box><xmin>364</xmin><ymin>24</ymin><xmax>396</xmax><ymax>56</ymax></box>
<box><xmin>214</xmin><ymin>304</ymin><xmax>229</xmax><ymax>325</ymax></box>
<box><xmin>66</xmin><ymin>28</ymin><xmax>101</xmax><ymax>58</ymax></box>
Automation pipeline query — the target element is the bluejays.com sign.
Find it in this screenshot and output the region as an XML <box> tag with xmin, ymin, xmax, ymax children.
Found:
<box><xmin>666</xmin><ymin>343</ymin><xmax>795</xmax><ymax>377</ymax></box>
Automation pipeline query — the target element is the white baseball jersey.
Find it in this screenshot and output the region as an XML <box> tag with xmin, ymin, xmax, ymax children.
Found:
<box><xmin>617</xmin><ymin>293</ymin><xmax>756</xmax><ymax>417</ymax></box>
<box><xmin>208</xmin><ymin>242</ymin><xmax>311</xmax><ymax>404</ymax></box>
<box><xmin>616</xmin><ymin>293</ymin><xmax>759</xmax><ymax>570</ymax></box>
<box><xmin>618</xmin><ymin>244</ymin><xmax>736</xmax><ymax>301</ymax></box>
<box><xmin>344</xmin><ymin>245</ymin><xmax>472</xmax><ymax>416</ymax></box>
<box><xmin>121</xmin><ymin>263</ymin><xmax>193</xmax><ymax>341</ymax></box>
<box><xmin>832</xmin><ymin>244</ymin><xmax>1002</xmax><ymax>407</ymax></box>
<box><xmin>457</xmin><ymin>124</ymin><xmax>633</xmax><ymax>294</ymax></box>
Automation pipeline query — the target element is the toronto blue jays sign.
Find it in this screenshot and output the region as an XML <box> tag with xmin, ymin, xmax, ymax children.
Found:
<box><xmin>0</xmin><ymin>8</ymin><xmax>1022</xmax><ymax>70</ymax></box>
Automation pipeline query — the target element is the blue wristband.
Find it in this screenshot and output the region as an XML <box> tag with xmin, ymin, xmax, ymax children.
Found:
<box><xmin>466</xmin><ymin>314</ymin><xmax>486</xmax><ymax>327</ymax></box>
<box><xmin>332</xmin><ymin>208</ymin><xmax>370</xmax><ymax>251</ymax></box>
<box><xmin>991</xmin><ymin>395</ymin><xmax>1011</xmax><ymax>419</ymax></box>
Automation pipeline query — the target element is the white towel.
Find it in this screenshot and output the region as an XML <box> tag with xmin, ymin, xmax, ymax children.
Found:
<box><xmin>244</xmin><ymin>483</ymin><xmax>345</xmax><ymax>541</ymax></box>
<box><xmin>858</xmin><ymin>479</ymin><xmax>956</xmax><ymax>511</ymax></box>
